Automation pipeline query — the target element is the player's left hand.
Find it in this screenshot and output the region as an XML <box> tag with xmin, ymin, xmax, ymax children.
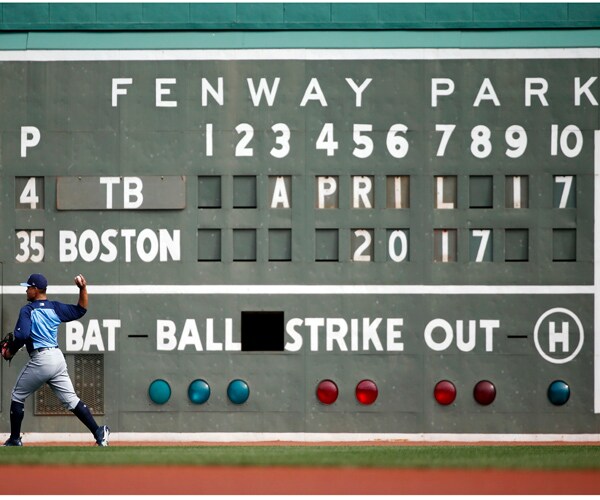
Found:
<box><xmin>1</xmin><ymin>332</ymin><xmax>16</xmax><ymax>361</ymax></box>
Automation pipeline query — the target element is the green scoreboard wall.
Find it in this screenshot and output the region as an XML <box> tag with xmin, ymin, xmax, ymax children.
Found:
<box><xmin>0</xmin><ymin>48</ymin><xmax>597</xmax><ymax>435</ymax></box>
<box><xmin>0</xmin><ymin>3</ymin><xmax>599</xmax><ymax>437</ymax></box>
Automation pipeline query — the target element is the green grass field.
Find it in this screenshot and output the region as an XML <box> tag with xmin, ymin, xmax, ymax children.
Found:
<box><xmin>0</xmin><ymin>445</ymin><xmax>599</xmax><ymax>469</ymax></box>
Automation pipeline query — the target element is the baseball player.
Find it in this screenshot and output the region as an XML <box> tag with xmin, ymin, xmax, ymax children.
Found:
<box><xmin>2</xmin><ymin>273</ymin><xmax>109</xmax><ymax>446</ymax></box>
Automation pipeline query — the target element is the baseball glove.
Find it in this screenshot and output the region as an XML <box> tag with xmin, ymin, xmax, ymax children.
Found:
<box><xmin>1</xmin><ymin>332</ymin><xmax>16</xmax><ymax>361</ymax></box>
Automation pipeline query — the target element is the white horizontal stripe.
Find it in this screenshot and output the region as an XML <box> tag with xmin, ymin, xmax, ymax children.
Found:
<box><xmin>0</xmin><ymin>48</ymin><xmax>598</xmax><ymax>62</ymax></box>
<box><xmin>1</xmin><ymin>285</ymin><xmax>594</xmax><ymax>295</ymax></box>
<box><xmin>20</xmin><ymin>432</ymin><xmax>600</xmax><ymax>444</ymax></box>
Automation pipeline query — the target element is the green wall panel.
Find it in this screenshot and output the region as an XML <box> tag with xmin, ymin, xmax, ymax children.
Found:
<box><xmin>96</xmin><ymin>3</ymin><xmax>143</xmax><ymax>24</ymax></box>
<box><xmin>190</xmin><ymin>3</ymin><xmax>237</xmax><ymax>25</ymax></box>
<box><xmin>283</xmin><ymin>3</ymin><xmax>332</xmax><ymax>24</ymax></box>
<box><xmin>237</xmin><ymin>2</ymin><xmax>284</xmax><ymax>24</ymax></box>
<box><xmin>0</xmin><ymin>2</ymin><xmax>599</xmax><ymax>439</ymax></box>
<box><xmin>426</xmin><ymin>2</ymin><xmax>473</xmax><ymax>22</ymax></box>
<box><xmin>49</xmin><ymin>3</ymin><xmax>96</xmax><ymax>24</ymax></box>
<box><xmin>521</xmin><ymin>2</ymin><xmax>569</xmax><ymax>22</ymax></box>
<box><xmin>473</xmin><ymin>3</ymin><xmax>521</xmax><ymax>22</ymax></box>
<box><xmin>4</xmin><ymin>29</ymin><xmax>600</xmax><ymax>51</ymax></box>
<box><xmin>378</xmin><ymin>3</ymin><xmax>427</xmax><ymax>24</ymax></box>
<box><xmin>143</xmin><ymin>3</ymin><xmax>191</xmax><ymax>24</ymax></box>
<box><xmin>2</xmin><ymin>3</ymin><xmax>600</xmax><ymax>31</ymax></box>
<box><xmin>331</xmin><ymin>3</ymin><xmax>379</xmax><ymax>23</ymax></box>
<box><xmin>569</xmin><ymin>3</ymin><xmax>600</xmax><ymax>22</ymax></box>
<box><xmin>0</xmin><ymin>51</ymin><xmax>597</xmax><ymax>435</ymax></box>
<box><xmin>3</xmin><ymin>2</ymin><xmax>49</xmax><ymax>24</ymax></box>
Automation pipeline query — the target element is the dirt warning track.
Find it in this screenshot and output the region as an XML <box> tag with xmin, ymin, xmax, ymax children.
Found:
<box><xmin>0</xmin><ymin>464</ymin><xmax>598</xmax><ymax>495</ymax></box>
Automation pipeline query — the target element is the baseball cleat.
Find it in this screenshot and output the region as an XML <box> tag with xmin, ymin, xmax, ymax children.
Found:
<box><xmin>3</xmin><ymin>436</ymin><xmax>22</xmax><ymax>447</ymax></box>
<box><xmin>95</xmin><ymin>425</ymin><xmax>110</xmax><ymax>446</ymax></box>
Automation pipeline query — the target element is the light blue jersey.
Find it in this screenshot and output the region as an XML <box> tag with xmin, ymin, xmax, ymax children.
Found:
<box><xmin>14</xmin><ymin>300</ymin><xmax>87</xmax><ymax>354</ymax></box>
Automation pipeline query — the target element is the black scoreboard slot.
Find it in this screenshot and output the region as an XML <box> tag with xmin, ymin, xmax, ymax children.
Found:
<box><xmin>241</xmin><ymin>311</ymin><xmax>285</xmax><ymax>351</ymax></box>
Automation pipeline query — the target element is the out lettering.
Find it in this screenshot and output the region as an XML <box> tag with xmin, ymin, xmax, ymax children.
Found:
<box><xmin>424</xmin><ymin>318</ymin><xmax>500</xmax><ymax>352</ymax></box>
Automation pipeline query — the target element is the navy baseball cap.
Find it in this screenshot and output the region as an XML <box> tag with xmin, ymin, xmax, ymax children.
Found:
<box><xmin>20</xmin><ymin>273</ymin><xmax>48</xmax><ymax>289</ymax></box>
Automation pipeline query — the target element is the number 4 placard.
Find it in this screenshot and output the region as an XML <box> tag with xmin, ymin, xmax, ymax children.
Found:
<box><xmin>16</xmin><ymin>177</ymin><xmax>44</xmax><ymax>210</ymax></box>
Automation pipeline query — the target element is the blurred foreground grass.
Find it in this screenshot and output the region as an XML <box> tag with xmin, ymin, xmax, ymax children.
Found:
<box><xmin>0</xmin><ymin>445</ymin><xmax>599</xmax><ymax>469</ymax></box>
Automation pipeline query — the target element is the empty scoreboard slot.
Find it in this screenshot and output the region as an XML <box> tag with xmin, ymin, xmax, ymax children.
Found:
<box><xmin>553</xmin><ymin>228</ymin><xmax>576</xmax><ymax>261</ymax></box>
<box><xmin>198</xmin><ymin>228</ymin><xmax>222</xmax><ymax>261</ymax></box>
<box><xmin>197</xmin><ymin>176</ymin><xmax>222</xmax><ymax>208</ymax></box>
<box><xmin>241</xmin><ymin>311</ymin><xmax>284</xmax><ymax>351</ymax></box>
<box><xmin>233</xmin><ymin>175</ymin><xmax>257</xmax><ymax>208</ymax></box>
<box><xmin>268</xmin><ymin>229</ymin><xmax>292</xmax><ymax>261</ymax></box>
<box><xmin>505</xmin><ymin>228</ymin><xmax>529</xmax><ymax>262</ymax></box>
<box><xmin>469</xmin><ymin>175</ymin><xmax>493</xmax><ymax>208</ymax></box>
<box><xmin>233</xmin><ymin>229</ymin><xmax>257</xmax><ymax>261</ymax></box>
<box><xmin>315</xmin><ymin>228</ymin><xmax>339</xmax><ymax>261</ymax></box>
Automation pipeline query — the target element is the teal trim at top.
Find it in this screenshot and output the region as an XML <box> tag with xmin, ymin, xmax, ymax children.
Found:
<box><xmin>1</xmin><ymin>3</ymin><xmax>600</xmax><ymax>31</ymax></box>
<box><xmin>2</xmin><ymin>3</ymin><xmax>600</xmax><ymax>50</ymax></box>
<box><xmin>2</xmin><ymin>29</ymin><xmax>600</xmax><ymax>50</ymax></box>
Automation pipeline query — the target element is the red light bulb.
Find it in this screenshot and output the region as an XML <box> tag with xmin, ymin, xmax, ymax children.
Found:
<box><xmin>316</xmin><ymin>379</ymin><xmax>338</xmax><ymax>405</ymax></box>
<box><xmin>355</xmin><ymin>379</ymin><xmax>378</xmax><ymax>405</ymax></box>
<box><xmin>434</xmin><ymin>380</ymin><xmax>457</xmax><ymax>405</ymax></box>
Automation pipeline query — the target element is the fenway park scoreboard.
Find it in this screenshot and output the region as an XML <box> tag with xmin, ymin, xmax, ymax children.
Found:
<box><xmin>0</xmin><ymin>48</ymin><xmax>598</xmax><ymax>435</ymax></box>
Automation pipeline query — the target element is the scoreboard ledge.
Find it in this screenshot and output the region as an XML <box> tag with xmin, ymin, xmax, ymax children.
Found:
<box><xmin>19</xmin><ymin>432</ymin><xmax>600</xmax><ymax>445</ymax></box>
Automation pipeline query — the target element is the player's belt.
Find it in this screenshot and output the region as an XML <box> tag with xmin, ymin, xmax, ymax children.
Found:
<box><xmin>31</xmin><ymin>347</ymin><xmax>57</xmax><ymax>355</ymax></box>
